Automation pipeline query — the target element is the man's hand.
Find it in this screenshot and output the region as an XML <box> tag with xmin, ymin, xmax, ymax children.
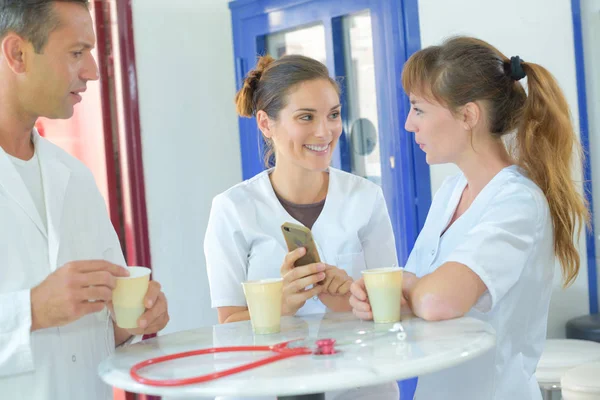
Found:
<box><xmin>30</xmin><ymin>260</ymin><xmax>130</xmax><ymax>331</ymax></box>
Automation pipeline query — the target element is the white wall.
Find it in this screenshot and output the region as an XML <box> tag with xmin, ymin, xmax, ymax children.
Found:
<box><xmin>132</xmin><ymin>0</ymin><xmax>241</xmax><ymax>334</ymax></box>
<box><xmin>582</xmin><ymin>0</ymin><xmax>600</xmax><ymax>307</ymax></box>
<box><xmin>418</xmin><ymin>0</ymin><xmax>590</xmax><ymax>338</ymax></box>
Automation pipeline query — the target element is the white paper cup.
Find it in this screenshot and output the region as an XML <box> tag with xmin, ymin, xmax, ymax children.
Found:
<box><xmin>362</xmin><ymin>267</ymin><xmax>403</xmax><ymax>323</ymax></box>
<box><xmin>242</xmin><ymin>278</ymin><xmax>283</xmax><ymax>334</ymax></box>
<box><xmin>112</xmin><ymin>266</ymin><xmax>151</xmax><ymax>329</ymax></box>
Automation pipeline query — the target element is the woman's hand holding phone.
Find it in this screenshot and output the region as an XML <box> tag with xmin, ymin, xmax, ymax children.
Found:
<box><xmin>280</xmin><ymin>247</ymin><xmax>327</xmax><ymax>316</ymax></box>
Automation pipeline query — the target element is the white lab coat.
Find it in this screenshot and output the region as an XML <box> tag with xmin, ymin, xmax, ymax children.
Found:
<box><xmin>0</xmin><ymin>131</ymin><xmax>125</xmax><ymax>400</ymax></box>
<box><xmin>204</xmin><ymin>167</ymin><xmax>399</xmax><ymax>314</ymax></box>
<box><xmin>408</xmin><ymin>166</ymin><xmax>554</xmax><ymax>400</ymax></box>
<box><xmin>204</xmin><ymin>167</ymin><xmax>400</xmax><ymax>400</ymax></box>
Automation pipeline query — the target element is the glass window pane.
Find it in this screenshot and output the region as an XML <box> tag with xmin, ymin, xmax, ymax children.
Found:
<box><xmin>266</xmin><ymin>24</ymin><xmax>326</xmax><ymax>64</ymax></box>
<box><xmin>342</xmin><ymin>11</ymin><xmax>382</xmax><ymax>185</ymax></box>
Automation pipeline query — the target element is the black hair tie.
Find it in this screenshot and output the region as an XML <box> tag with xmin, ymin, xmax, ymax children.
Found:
<box><xmin>508</xmin><ymin>56</ymin><xmax>526</xmax><ymax>81</ymax></box>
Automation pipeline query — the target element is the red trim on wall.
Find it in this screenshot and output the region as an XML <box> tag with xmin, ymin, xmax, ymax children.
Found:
<box><xmin>114</xmin><ymin>0</ymin><xmax>152</xmax><ymax>272</ymax></box>
<box><xmin>93</xmin><ymin>0</ymin><xmax>122</xmax><ymax>238</ymax></box>
<box><xmin>113</xmin><ymin>2</ymin><xmax>158</xmax><ymax>399</ymax></box>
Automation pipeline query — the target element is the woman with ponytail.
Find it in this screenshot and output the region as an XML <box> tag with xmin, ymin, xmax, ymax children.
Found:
<box><xmin>350</xmin><ymin>36</ymin><xmax>588</xmax><ymax>399</ymax></box>
<box><xmin>205</xmin><ymin>54</ymin><xmax>400</xmax><ymax>399</ymax></box>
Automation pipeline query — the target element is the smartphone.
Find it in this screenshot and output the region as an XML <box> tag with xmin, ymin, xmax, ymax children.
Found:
<box><xmin>281</xmin><ymin>222</ymin><xmax>321</xmax><ymax>267</ymax></box>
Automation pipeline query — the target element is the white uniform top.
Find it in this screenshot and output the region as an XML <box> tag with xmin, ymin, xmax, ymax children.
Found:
<box><xmin>409</xmin><ymin>165</ymin><xmax>554</xmax><ymax>400</ymax></box>
<box><xmin>0</xmin><ymin>131</ymin><xmax>125</xmax><ymax>400</ymax></box>
<box><xmin>204</xmin><ymin>167</ymin><xmax>399</xmax><ymax>315</ymax></box>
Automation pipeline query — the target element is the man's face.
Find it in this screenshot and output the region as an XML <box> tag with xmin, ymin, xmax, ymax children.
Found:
<box><xmin>19</xmin><ymin>2</ymin><xmax>99</xmax><ymax>119</ymax></box>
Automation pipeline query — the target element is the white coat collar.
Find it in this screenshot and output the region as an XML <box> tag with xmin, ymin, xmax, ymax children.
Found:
<box><xmin>33</xmin><ymin>130</ymin><xmax>71</xmax><ymax>271</ymax></box>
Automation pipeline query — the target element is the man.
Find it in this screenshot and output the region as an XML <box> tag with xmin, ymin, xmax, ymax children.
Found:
<box><xmin>0</xmin><ymin>1</ymin><xmax>169</xmax><ymax>399</ymax></box>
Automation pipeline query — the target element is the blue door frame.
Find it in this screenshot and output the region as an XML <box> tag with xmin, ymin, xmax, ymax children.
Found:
<box><xmin>571</xmin><ymin>0</ymin><xmax>598</xmax><ymax>314</ymax></box>
<box><xmin>229</xmin><ymin>0</ymin><xmax>431</xmax><ymax>267</ymax></box>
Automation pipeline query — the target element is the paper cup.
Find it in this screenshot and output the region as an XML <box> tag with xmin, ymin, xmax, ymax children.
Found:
<box><xmin>362</xmin><ymin>267</ymin><xmax>403</xmax><ymax>323</ymax></box>
<box><xmin>242</xmin><ymin>278</ymin><xmax>283</xmax><ymax>334</ymax></box>
<box><xmin>112</xmin><ymin>266</ymin><xmax>151</xmax><ymax>329</ymax></box>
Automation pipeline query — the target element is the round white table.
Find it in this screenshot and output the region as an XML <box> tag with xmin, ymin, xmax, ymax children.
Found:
<box><xmin>99</xmin><ymin>312</ymin><xmax>495</xmax><ymax>399</ymax></box>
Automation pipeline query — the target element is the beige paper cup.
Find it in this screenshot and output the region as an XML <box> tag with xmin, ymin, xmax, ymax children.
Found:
<box><xmin>242</xmin><ymin>278</ymin><xmax>283</xmax><ymax>334</ymax></box>
<box><xmin>362</xmin><ymin>267</ymin><xmax>403</xmax><ymax>323</ymax></box>
<box><xmin>112</xmin><ymin>266</ymin><xmax>151</xmax><ymax>329</ymax></box>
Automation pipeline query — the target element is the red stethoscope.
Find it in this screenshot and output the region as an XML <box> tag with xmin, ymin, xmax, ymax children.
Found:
<box><xmin>130</xmin><ymin>338</ymin><xmax>337</xmax><ymax>387</ymax></box>
<box><xmin>130</xmin><ymin>322</ymin><xmax>406</xmax><ymax>387</ymax></box>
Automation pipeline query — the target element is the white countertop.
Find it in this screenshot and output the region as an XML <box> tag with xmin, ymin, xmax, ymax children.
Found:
<box><xmin>99</xmin><ymin>312</ymin><xmax>495</xmax><ymax>397</ymax></box>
